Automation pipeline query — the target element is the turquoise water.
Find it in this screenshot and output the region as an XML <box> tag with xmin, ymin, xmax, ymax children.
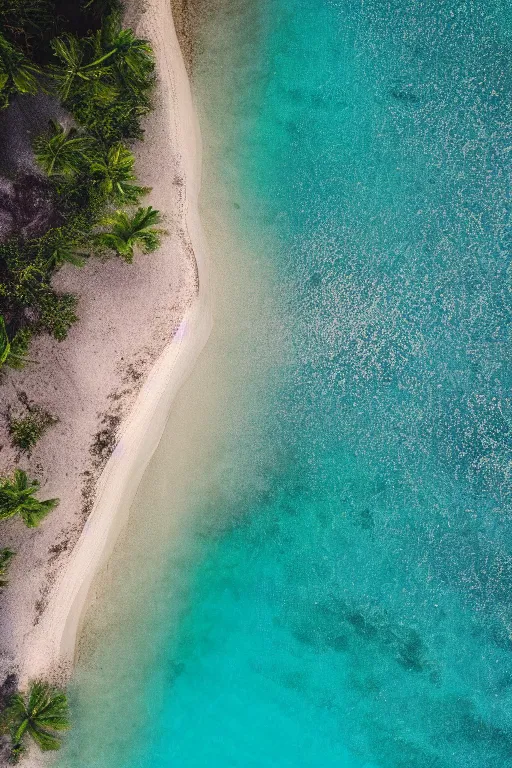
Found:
<box><xmin>60</xmin><ymin>1</ymin><xmax>511</xmax><ymax>766</ymax></box>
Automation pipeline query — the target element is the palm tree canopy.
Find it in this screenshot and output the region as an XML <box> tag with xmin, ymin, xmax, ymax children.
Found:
<box><xmin>103</xmin><ymin>24</ymin><xmax>155</xmax><ymax>90</ymax></box>
<box><xmin>5</xmin><ymin>681</ymin><xmax>70</xmax><ymax>755</ymax></box>
<box><xmin>89</xmin><ymin>143</ymin><xmax>144</xmax><ymax>202</ymax></box>
<box><xmin>0</xmin><ymin>470</ymin><xmax>58</xmax><ymax>527</ymax></box>
<box><xmin>50</xmin><ymin>33</ymin><xmax>116</xmax><ymax>102</ymax></box>
<box><xmin>0</xmin><ymin>33</ymin><xmax>40</xmax><ymax>107</ymax></box>
<box><xmin>34</xmin><ymin>120</ymin><xmax>92</xmax><ymax>177</ymax></box>
<box><xmin>46</xmin><ymin>231</ymin><xmax>87</xmax><ymax>268</ymax></box>
<box><xmin>97</xmin><ymin>206</ymin><xmax>164</xmax><ymax>262</ymax></box>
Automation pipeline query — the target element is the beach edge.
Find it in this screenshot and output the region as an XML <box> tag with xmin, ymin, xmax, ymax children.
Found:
<box><xmin>19</xmin><ymin>0</ymin><xmax>212</xmax><ymax>684</ymax></box>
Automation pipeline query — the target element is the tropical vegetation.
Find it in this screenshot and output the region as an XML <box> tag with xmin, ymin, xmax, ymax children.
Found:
<box><xmin>2</xmin><ymin>681</ymin><xmax>70</xmax><ymax>762</ymax></box>
<box><xmin>0</xmin><ymin>548</ymin><xmax>14</xmax><ymax>588</ymax></box>
<box><xmin>97</xmin><ymin>206</ymin><xmax>164</xmax><ymax>261</ymax></box>
<box><xmin>0</xmin><ymin>470</ymin><xmax>58</xmax><ymax>528</ymax></box>
<box><xmin>0</xmin><ymin>33</ymin><xmax>40</xmax><ymax>108</ymax></box>
<box><xmin>33</xmin><ymin>120</ymin><xmax>92</xmax><ymax>178</ymax></box>
<box><xmin>0</xmin><ymin>0</ymin><xmax>162</xmax><ymax>366</ymax></box>
<box><xmin>0</xmin><ymin>0</ymin><xmax>165</xmax><ymax>754</ymax></box>
<box><xmin>0</xmin><ymin>317</ymin><xmax>30</xmax><ymax>371</ymax></box>
<box><xmin>8</xmin><ymin>402</ymin><xmax>57</xmax><ymax>454</ymax></box>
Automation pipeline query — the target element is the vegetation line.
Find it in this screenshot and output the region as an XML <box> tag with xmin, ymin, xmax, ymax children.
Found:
<box><xmin>0</xmin><ymin>0</ymin><xmax>166</xmax><ymax>760</ymax></box>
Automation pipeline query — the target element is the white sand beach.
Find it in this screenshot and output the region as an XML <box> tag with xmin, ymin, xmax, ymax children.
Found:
<box><xmin>0</xmin><ymin>0</ymin><xmax>211</xmax><ymax>704</ymax></box>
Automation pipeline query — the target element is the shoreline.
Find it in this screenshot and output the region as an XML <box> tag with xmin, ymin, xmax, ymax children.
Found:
<box><xmin>16</xmin><ymin>0</ymin><xmax>212</xmax><ymax>684</ymax></box>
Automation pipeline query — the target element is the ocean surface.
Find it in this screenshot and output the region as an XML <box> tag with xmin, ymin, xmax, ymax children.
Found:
<box><xmin>58</xmin><ymin>1</ymin><xmax>511</xmax><ymax>766</ymax></box>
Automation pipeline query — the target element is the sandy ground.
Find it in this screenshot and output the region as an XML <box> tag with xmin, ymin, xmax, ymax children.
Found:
<box><xmin>0</xmin><ymin>0</ymin><xmax>211</xmax><ymax>727</ymax></box>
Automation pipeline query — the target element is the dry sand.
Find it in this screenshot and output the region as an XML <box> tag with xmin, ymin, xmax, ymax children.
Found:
<box><xmin>0</xmin><ymin>0</ymin><xmax>211</xmax><ymax>698</ymax></box>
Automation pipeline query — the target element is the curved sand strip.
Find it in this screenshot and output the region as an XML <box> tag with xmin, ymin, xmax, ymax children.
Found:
<box><xmin>20</xmin><ymin>0</ymin><xmax>212</xmax><ymax>684</ymax></box>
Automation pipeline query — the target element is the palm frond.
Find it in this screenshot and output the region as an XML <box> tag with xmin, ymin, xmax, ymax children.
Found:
<box><xmin>6</xmin><ymin>328</ymin><xmax>32</xmax><ymax>369</ymax></box>
<box><xmin>89</xmin><ymin>143</ymin><xmax>144</xmax><ymax>202</ymax></box>
<box><xmin>5</xmin><ymin>693</ymin><xmax>26</xmax><ymax>720</ymax></box>
<box><xmin>5</xmin><ymin>681</ymin><xmax>70</xmax><ymax>756</ymax></box>
<box><xmin>46</xmin><ymin>232</ymin><xmax>87</xmax><ymax>268</ymax></box>
<box><xmin>19</xmin><ymin>497</ymin><xmax>58</xmax><ymax>528</ymax></box>
<box><xmin>0</xmin><ymin>33</ymin><xmax>40</xmax><ymax>106</ymax></box>
<box><xmin>34</xmin><ymin>120</ymin><xmax>92</xmax><ymax>177</ymax></box>
<box><xmin>0</xmin><ymin>548</ymin><xmax>15</xmax><ymax>588</ymax></box>
<box><xmin>0</xmin><ymin>317</ymin><xmax>31</xmax><ymax>369</ymax></box>
<box><xmin>11</xmin><ymin>718</ymin><xmax>29</xmax><ymax>747</ymax></box>
<box><xmin>97</xmin><ymin>206</ymin><xmax>165</xmax><ymax>262</ymax></box>
<box><xmin>27</xmin><ymin>682</ymin><xmax>49</xmax><ymax>716</ymax></box>
<box><xmin>0</xmin><ymin>316</ymin><xmax>10</xmax><ymax>366</ymax></box>
<box><xmin>0</xmin><ymin>471</ymin><xmax>58</xmax><ymax>527</ymax></box>
<box><xmin>27</xmin><ymin>725</ymin><xmax>62</xmax><ymax>751</ymax></box>
<box><xmin>50</xmin><ymin>34</ymin><xmax>115</xmax><ymax>103</ymax></box>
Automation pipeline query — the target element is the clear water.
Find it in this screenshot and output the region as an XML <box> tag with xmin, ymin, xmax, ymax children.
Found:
<box><xmin>58</xmin><ymin>0</ymin><xmax>512</xmax><ymax>766</ymax></box>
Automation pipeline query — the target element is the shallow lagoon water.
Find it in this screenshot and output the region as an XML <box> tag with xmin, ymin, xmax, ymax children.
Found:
<box><xmin>59</xmin><ymin>1</ymin><xmax>511</xmax><ymax>766</ymax></box>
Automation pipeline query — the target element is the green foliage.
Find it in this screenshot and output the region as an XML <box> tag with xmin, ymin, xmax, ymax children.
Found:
<box><xmin>89</xmin><ymin>143</ymin><xmax>146</xmax><ymax>203</ymax></box>
<box><xmin>37</xmin><ymin>290</ymin><xmax>78</xmax><ymax>340</ymax></box>
<box><xmin>102</xmin><ymin>21</ymin><xmax>155</xmax><ymax>96</ymax></box>
<box><xmin>0</xmin><ymin>33</ymin><xmax>40</xmax><ymax>108</ymax></box>
<box><xmin>51</xmin><ymin>18</ymin><xmax>155</xmax><ymax>143</ymax></box>
<box><xmin>33</xmin><ymin>122</ymin><xmax>146</xmax><ymax>209</ymax></box>
<box><xmin>50</xmin><ymin>32</ymin><xmax>118</xmax><ymax>103</ymax></box>
<box><xmin>80</xmin><ymin>0</ymin><xmax>122</xmax><ymax>24</ymax></box>
<box><xmin>97</xmin><ymin>206</ymin><xmax>165</xmax><ymax>262</ymax></box>
<box><xmin>0</xmin><ymin>470</ymin><xmax>58</xmax><ymax>527</ymax></box>
<box><xmin>6</xmin><ymin>328</ymin><xmax>31</xmax><ymax>368</ymax></box>
<box><xmin>34</xmin><ymin>120</ymin><xmax>92</xmax><ymax>178</ymax></box>
<box><xmin>3</xmin><ymin>681</ymin><xmax>70</xmax><ymax>760</ymax></box>
<box><xmin>0</xmin><ymin>0</ymin><xmax>57</xmax><ymax>60</ymax></box>
<box><xmin>0</xmin><ymin>3</ymin><xmax>162</xmax><ymax>375</ymax></box>
<box><xmin>0</xmin><ymin>317</ymin><xmax>30</xmax><ymax>370</ymax></box>
<box><xmin>41</xmin><ymin>180</ymin><xmax>107</xmax><ymax>248</ymax></box>
<box><xmin>0</xmin><ymin>235</ymin><xmax>79</xmax><ymax>340</ymax></box>
<box><xmin>8</xmin><ymin>742</ymin><xmax>25</xmax><ymax>763</ymax></box>
<box><xmin>8</xmin><ymin>401</ymin><xmax>57</xmax><ymax>454</ymax></box>
<box><xmin>0</xmin><ymin>548</ymin><xmax>14</xmax><ymax>587</ymax></box>
<box><xmin>40</xmin><ymin>227</ymin><xmax>87</xmax><ymax>269</ymax></box>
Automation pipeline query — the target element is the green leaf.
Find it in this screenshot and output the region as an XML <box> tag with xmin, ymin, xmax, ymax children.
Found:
<box><xmin>0</xmin><ymin>317</ymin><xmax>10</xmax><ymax>365</ymax></box>
<box><xmin>96</xmin><ymin>206</ymin><xmax>165</xmax><ymax>261</ymax></box>
<box><xmin>0</xmin><ymin>471</ymin><xmax>58</xmax><ymax>527</ymax></box>
<box><xmin>27</xmin><ymin>725</ymin><xmax>62</xmax><ymax>751</ymax></box>
<box><xmin>5</xmin><ymin>681</ymin><xmax>70</xmax><ymax>755</ymax></box>
<box><xmin>0</xmin><ymin>548</ymin><xmax>15</xmax><ymax>588</ymax></box>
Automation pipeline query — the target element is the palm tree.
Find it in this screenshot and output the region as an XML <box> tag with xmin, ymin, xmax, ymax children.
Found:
<box><xmin>4</xmin><ymin>681</ymin><xmax>70</xmax><ymax>760</ymax></box>
<box><xmin>82</xmin><ymin>0</ymin><xmax>122</xmax><ymax>21</ymax></box>
<box><xmin>34</xmin><ymin>120</ymin><xmax>92</xmax><ymax>177</ymax></box>
<box><xmin>45</xmin><ymin>230</ymin><xmax>87</xmax><ymax>268</ymax></box>
<box><xmin>37</xmin><ymin>225</ymin><xmax>88</xmax><ymax>269</ymax></box>
<box><xmin>89</xmin><ymin>143</ymin><xmax>145</xmax><ymax>202</ymax></box>
<box><xmin>1</xmin><ymin>317</ymin><xmax>16</xmax><ymax>368</ymax></box>
<box><xmin>103</xmin><ymin>25</ymin><xmax>155</xmax><ymax>93</ymax></box>
<box><xmin>50</xmin><ymin>33</ymin><xmax>117</xmax><ymax>102</ymax></box>
<box><xmin>0</xmin><ymin>0</ymin><xmax>54</xmax><ymax>53</ymax></box>
<box><xmin>0</xmin><ymin>470</ymin><xmax>58</xmax><ymax>527</ymax></box>
<box><xmin>0</xmin><ymin>548</ymin><xmax>15</xmax><ymax>588</ymax></box>
<box><xmin>0</xmin><ymin>33</ymin><xmax>40</xmax><ymax>108</ymax></box>
<box><xmin>0</xmin><ymin>317</ymin><xmax>30</xmax><ymax>370</ymax></box>
<box><xmin>96</xmin><ymin>206</ymin><xmax>165</xmax><ymax>262</ymax></box>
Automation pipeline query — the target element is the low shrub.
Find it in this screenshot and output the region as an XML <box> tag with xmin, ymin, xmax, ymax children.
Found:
<box><xmin>8</xmin><ymin>401</ymin><xmax>57</xmax><ymax>454</ymax></box>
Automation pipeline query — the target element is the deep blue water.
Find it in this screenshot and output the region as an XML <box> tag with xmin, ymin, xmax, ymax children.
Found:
<box><xmin>59</xmin><ymin>1</ymin><xmax>511</xmax><ymax>766</ymax></box>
